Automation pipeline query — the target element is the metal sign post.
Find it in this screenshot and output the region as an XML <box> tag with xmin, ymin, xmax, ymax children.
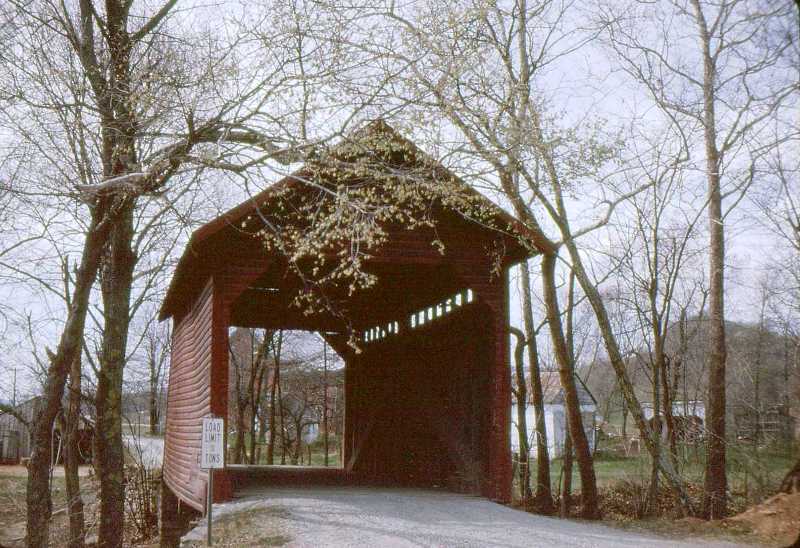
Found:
<box><xmin>207</xmin><ymin>467</ymin><xmax>213</xmax><ymax>546</ymax></box>
<box><xmin>201</xmin><ymin>416</ymin><xmax>224</xmax><ymax>546</ymax></box>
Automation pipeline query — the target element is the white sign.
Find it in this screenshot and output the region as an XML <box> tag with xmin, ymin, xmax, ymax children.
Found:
<box><xmin>201</xmin><ymin>417</ymin><xmax>224</xmax><ymax>469</ymax></box>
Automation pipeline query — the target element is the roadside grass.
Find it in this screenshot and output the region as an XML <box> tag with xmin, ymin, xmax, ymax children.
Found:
<box><xmin>608</xmin><ymin>514</ymin><xmax>760</xmax><ymax>545</ymax></box>
<box><xmin>183</xmin><ymin>506</ymin><xmax>292</xmax><ymax>548</ymax></box>
<box><xmin>519</xmin><ymin>442</ymin><xmax>796</xmax><ymax>546</ymax></box>
<box><xmin>307</xmin><ymin>448</ymin><xmax>342</xmax><ymax>467</ymax></box>
<box><xmin>0</xmin><ymin>467</ymin><xmax>95</xmax><ymax>547</ymax></box>
<box><xmin>531</xmin><ymin>442</ymin><xmax>794</xmax><ymax>506</ymax></box>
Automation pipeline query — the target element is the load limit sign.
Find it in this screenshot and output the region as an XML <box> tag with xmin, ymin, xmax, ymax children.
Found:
<box><xmin>201</xmin><ymin>417</ymin><xmax>224</xmax><ymax>469</ymax></box>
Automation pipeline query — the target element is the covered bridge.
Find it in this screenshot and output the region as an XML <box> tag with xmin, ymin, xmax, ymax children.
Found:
<box><xmin>159</xmin><ymin>122</ymin><xmax>534</xmax><ymax>517</ymax></box>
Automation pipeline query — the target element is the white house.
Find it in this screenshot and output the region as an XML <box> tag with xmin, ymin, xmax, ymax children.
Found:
<box><xmin>511</xmin><ymin>372</ymin><xmax>597</xmax><ymax>458</ymax></box>
<box><xmin>642</xmin><ymin>400</ymin><xmax>705</xmax><ymax>422</ymax></box>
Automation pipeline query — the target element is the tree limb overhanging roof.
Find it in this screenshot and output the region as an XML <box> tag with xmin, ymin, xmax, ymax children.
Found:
<box><xmin>159</xmin><ymin>120</ymin><xmax>539</xmax><ymax>321</ymax></box>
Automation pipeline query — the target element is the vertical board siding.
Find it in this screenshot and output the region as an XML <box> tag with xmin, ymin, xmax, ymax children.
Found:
<box><xmin>455</xmin><ymin>265</ymin><xmax>512</xmax><ymax>502</ymax></box>
<box><xmin>346</xmin><ymin>288</ymin><xmax>507</xmax><ymax>501</ymax></box>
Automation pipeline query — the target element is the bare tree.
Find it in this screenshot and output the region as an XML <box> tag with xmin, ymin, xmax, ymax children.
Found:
<box><xmin>144</xmin><ymin>321</ymin><xmax>169</xmax><ymax>436</ymax></box>
<box><xmin>0</xmin><ymin>0</ymin><xmax>389</xmax><ymax>544</ymax></box>
<box><xmin>510</xmin><ymin>326</ymin><xmax>533</xmax><ymax>503</ymax></box>
<box><xmin>353</xmin><ymin>0</ymin><xmax>611</xmax><ymax>518</ymax></box>
<box><xmin>603</xmin><ymin>0</ymin><xmax>796</xmax><ymax>518</ymax></box>
<box><xmin>608</xmin><ymin>128</ymin><xmax>707</xmax><ymax>512</ymax></box>
<box><xmin>520</xmin><ymin>261</ymin><xmax>555</xmax><ymax>514</ymax></box>
<box><xmin>267</xmin><ymin>330</ymin><xmax>284</xmax><ymax>465</ymax></box>
<box><xmin>321</xmin><ymin>337</ymin><xmax>330</xmax><ymax>467</ymax></box>
<box><xmin>353</xmin><ymin>0</ymin><xmax>713</xmax><ymax>516</ymax></box>
<box><xmin>61</xmin><ymin>352</ymin><xmax>86</xmax><ymax>548</ymax></box>
<box><xmin>122</xmin><ymin>309</ymin><xmax>172</xmax><ymax>438</ymax></box>
<box><xmin>754</xmin><ymin>119</ymin><xmax>800</xmax><ymax>535</ymax></box>
<box><xmin>228</xmin><ymin>328</ymin><xmax>272</xmax><ymax>464</ymax></box>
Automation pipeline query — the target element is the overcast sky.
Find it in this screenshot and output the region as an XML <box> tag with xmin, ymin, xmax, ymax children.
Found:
<box><xmin>0</xmin><ymin>0</ymin><xmax>796</xmax><ymax>398</ymax></box>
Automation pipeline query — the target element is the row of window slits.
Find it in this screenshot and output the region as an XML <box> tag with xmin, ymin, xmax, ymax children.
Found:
<box><xmin>362</xmin><ymin>288</ymin><xmax>475</xmax><ymax>343</ymax></box>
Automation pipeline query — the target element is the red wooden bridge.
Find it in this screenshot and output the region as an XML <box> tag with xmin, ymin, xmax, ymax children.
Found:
<box><xmin>158</xmin><ymin>122</ymin><xmax>534</xmax><ymax>520</ymax></box>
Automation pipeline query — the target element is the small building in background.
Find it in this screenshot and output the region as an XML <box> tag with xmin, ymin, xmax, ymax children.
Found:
<box><xmin>511</xmin><ymin>371</ymin><xmax>597</xmax><ymax>459</ymax></box>
<box><xmin>640</xmin><ymin>400</ymin><xmax>706</xmax><ymax>445</ymax></box>
<box><xmin>0</xmin><ymin>397</ymin><xmax>42</xmax><ymax>464</ymax></box>
<box><xmin>0</xmin><ymin>396</ymin><xmax>94</xmax><ymax>465</ymax></box>
<box><xmin>642</xmin><ymin>400</ymin><xmax>706</xmax><ymax>423</ymax></box>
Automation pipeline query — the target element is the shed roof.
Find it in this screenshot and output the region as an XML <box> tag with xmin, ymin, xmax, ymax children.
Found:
<box><xmin>160</xmin><ymin>121</ymin><xmax>538</xmax><ymax>321</ymax></box>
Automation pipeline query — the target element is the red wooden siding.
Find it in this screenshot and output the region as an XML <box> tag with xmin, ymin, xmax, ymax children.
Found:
<box><xmin>162</xmin><ymin>279</ymin><xmax>214</xmax><ymax>511</ymax></box>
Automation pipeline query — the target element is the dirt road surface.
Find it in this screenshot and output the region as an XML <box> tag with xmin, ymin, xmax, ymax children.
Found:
<box><xmin>183</xmin><ymin>487</ymin><xmax>746</xmax><ymax>547</ymax></box>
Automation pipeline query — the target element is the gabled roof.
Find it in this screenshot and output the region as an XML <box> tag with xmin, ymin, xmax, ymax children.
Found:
<box><xmin>160</xmin><ymin>120</ymin><xmax>537</xmax><ymax>321</ymax></box>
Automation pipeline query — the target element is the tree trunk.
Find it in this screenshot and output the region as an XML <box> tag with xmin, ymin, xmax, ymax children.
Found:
<box><xmin>511</xmin><ymin>327</ymin><xmax>532</xmax><ymax>503</ymax></box>
<box><xmin>246</xmin><ymin>333</ymin><xmax>257</xmax><ymax>465</ymax></box>
<box><xmin>278</xmin><ymin>377</ymin><xmax>287</xmax><ymax>465</ymax></box>
<box><xmin>249</xmin><ymin>376</ymin><xmax>264</xmax><ymax>465</ymax></box>
<box><xmin>647</xmin><ymin>343</ymin><xmax>662</xmax><ymax>516</ymax></box>
<box><xmin>323</xmin><ymin>341</ymin><xmax>329</xmax><ymax>467</ymax></box>
<box><xmin>267</xmin><ymin>360</ymin><xmax>280</xmax><ymax>465</ymax></box>
<box><xmin>149</xmin><ymin>357</ymin><xmax>160</xmax><ymax>436</ymax></box>
<box><xmin>541</xmin><ymin>253</ymin><xmax>599</xmax><ymax>519</ymax></box>
<box><xmin>521</xmin><ymin>261</ymin><xmax>555</xmax><ymax>514</ymax></box>
<box><xmin>234</xmin><ymin>403</ymin><xmax>246</xmax><ymax>465</ymax></box>
<box><xmin>63</xmin><ymin>352</ymin><xmax>85</xmax><ymax>548</ymax></box>
<box><xmin>248</xmin><ymin>399</ymin><xmax>258</xmax><ymax>465</ymax></box>
<box><xmin>780</xmin><ymin>458</ymin><xmax>800</xmax><ymax>494</ymax></box>
<box><xmin>96</xmin><ymin>200</ymin><xmax>136</xmax><ymax>548</ymax></box>
<box><xmin>663</xmin><ymin>357</ymin><xmax>679</xmax><ymax>462</ymax></box>
<box><xmin>231</xmin><ymin>345</ymin><xmax>246</xmax><ymax>464</ymax></box>
<box><xmin>256</xmin><ymin>412</ymin><xmax>267</xmax><ymax>464</ymax></box>
<box><xmin>292</xmin><ymin>421</ymin><xmax>303</xmax><ymax>465</ymax></box>
<box><xmin>266</xmin><ymin>369</ymin><xmax>278</xmax><ymax>465</ymax></box>
<box><xmin>560</xmin><ymin>430</ymin><xmax>573</xmax><ymax>518</ymax></box>
<box><xmin>621</xmin><ymin>400</ymin><xmax>628</xmax><ymax>442</ymax></box>
<box><xmin>93</xmin><ymin>3</ymin><xmax>143</xmax><ymax>543</ymax></box>
<box><xmin>248</xmin><ymin>337</ymin><xmax>268</xmax><ymax>466</ymax></box>
<box><xmin>247</xmin><ymin>391</ymin><xmax>257</xmax><ymax>465</ymax></box>
<box><xmin>689</xmin><ymin>0</ymin><xmax>728</xmax><ymax>519</ymax></box>
<box><xmin>702</xmin><ymin>75</ymin><xmax>728</xmax><ymax>522</ymax></box>
<box><xmin>267</xmin><ymin>331</ymin><xmax>283</xmax><ymax>465</ymax></box>
<box><xmin>26</xmin><ymin>208</ymin><xmax>112</xmax><ymax>548</ymax></box>
<box><xmin>647</xmin><ymin>429</ymin><xmax>660</xmax><ymax>517</ymax></box>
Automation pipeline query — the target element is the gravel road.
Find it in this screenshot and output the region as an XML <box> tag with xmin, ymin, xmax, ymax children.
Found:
<box><xmin>183</xmin><ymin>486</ymin><xmax>745</xmax><ymax>547</ymax></box>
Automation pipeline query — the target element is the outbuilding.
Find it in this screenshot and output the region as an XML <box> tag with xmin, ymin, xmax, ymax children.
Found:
<box><xmin>511</xmin><ymin>371</ymin><xmax>598</xmax><ymax>459</ymax></box>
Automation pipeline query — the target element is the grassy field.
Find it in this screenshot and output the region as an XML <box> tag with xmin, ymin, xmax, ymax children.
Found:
<box><xmin>520</xmin><ymin>443</ymin><xmax>796</xmax><ymax>546</ymax></box>
<box><xmin>527</xmin><ymin>442</ymin><xmax>795</xmax><ymax>510</ymax></box>
<box><xmin>226</xmin><ymin>437</ymin><xmax>343</xmax><ymax>467</ymax></box>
